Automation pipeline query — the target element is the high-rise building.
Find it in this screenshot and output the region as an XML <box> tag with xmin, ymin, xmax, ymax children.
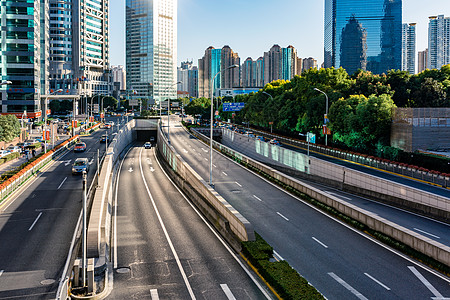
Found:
<box><xmin>177</xmin><ymin>61</ymin><xmax>198</xmax><ymax>98</ymax></box>
<box><xmin>263</xmin><ymin>45</ymin><xmax>281</xmax><ymax>85</ymax></box>
<box><xmin>302</xmin><ymin>58</ymin><xmax>318</xmax><ymax>72</ymax></box>
<box><xmin>49</xmin><ymin>0</ymin><xmax>112</xmax><ymax>97</ymax></box>
<box><xmin>112</xmin><ymin>66</ymin><xmax>126</xmax><ymax>91</ymax></box>
<box><xmin>188</xmin><ymin>66</ymin><xmax>198</xmax><ymax>98</ymax></box>
<box><xmin>427</xmin><ymin>15</ymin><xmax>450</xmax><ymax>70</ymax></box>
<box><xmin>241</xmin><ymin>57</ymin><xmax>265</xmax><ymax>88</ymax></box>
<box><xmin>221</xmin><ymin>46</ymin><xmax>240</xmax><ymax>89</ymax></box>
<box><xmin>418</xmin><ymin>49</ymin><xmax>428</xmax><ymax>73</ymax></box>
<box><xmin>1</xmin><ymin>0</ymin><xmax>48</xmax><ymax>117</ymax></box>
<box><xmin>402</xmin><ymin>23</ymin><xmax>416</xmax><ymax>74</ymax></box>
<box><xmin>324</xmin><ymin>0</ymin><xmax>402</xmax><ymax>75</ymax></box>
<box><xmin>126</xmin><ymin>0</ymin><xmax>177</xmax><ymax>105</ymax></box>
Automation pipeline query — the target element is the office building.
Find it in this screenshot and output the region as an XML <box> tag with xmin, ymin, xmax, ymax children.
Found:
<box><xmin>241</xmin><ymin>57</ymin><xmax>264</xmax><ymax>88</ymax></box>
<box><xmin>263</xmin><ymin>45</ymin><xmax>302</xmax><ymax>85</ymax></box>
<box><xmin>428</xmin><ymin>15</ymin><xmax>450</xmax><ymax>70</ymax></box>
<box><xmin>418</xmin><ymin>49</ymin><xmax>428</xmax><ymax>73</ymax></box>
<box><xmin>402</xmin><ymin>23</ymin><xmax>416</xmax><ymax>74</ymax></box>
<box><xmin>112</xmin><ymin>65</ymin><xmax>126</xmax><ymax>91</ymax></box>
<box><xmin>126</xmin><ymin>0</ymin><xmax>177</xmax><ymax>105</ymax></box>
<box><xmin>324</xmin><ymin>0</ymin><xmax>402</xmax><ymax>75</ymax></box>
<box><xmin>302</xmin><ymin>57</ymin><xmax>318</xmax><ymax>71</ymax></box>
<box><xmin>177</xmin><ymin>61</ymin><xmax>198</xmax><ymax>98</ymax></box>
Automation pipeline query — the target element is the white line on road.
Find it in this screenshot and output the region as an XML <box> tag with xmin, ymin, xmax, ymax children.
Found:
<box><xmin>277</xmin><ymin>212</ymin><xmax>289</xmax><ymax>221</ymax></box>
<box><xmin>364</xmin><ymin>273</ymin><xmax>390</xmax><ymax>290</ymax></box>
<box><xmin>220</xmin><ymin>284</ymin><xmax>236</xmax><ymax>300</ymax></box>
<box><xmin>28</xmin><ymin>212</ymin><xmax>42</xmax><ymax>231</ymax></box>
<box><xmin>0</xmin><ymin>270</ymin><xmax>3</xmax><ymax>277</ymax></box>
<box><xmin>213</xmin><ymin>164</ymin><xmax>217</xmax><ymax>168</ymax></box>
<box><xmin>201</xmin><ymin>148</ymin><xmax>208</xmax><ymax>153</ymax></box>
<box><xmin>253</xmin><ymin>195</ymin><xmax>262</xmax><ymax>202</ymax></box>
<box><xmin>312</xmin><ymin>237</ymin><xmax>328</xmax><ymax>248</ymax></box>
<box><xmin>204</xmin><ymin>158</ymin><xmax>208</xmax><ymax>161</ymax></box>
<box><xmin>408</xmin><ymin>266</ymin><xmax>445</xmax><ymax>299</ymax></box>
<box><xmin>413</xmin><ymin>228</ymin><xmax>441</xmax><ymax>239</ymax></box>
<box><xmin>57</xmin><ymin>177</ymin><xmax>67</xmax><ymax>190</ymax></box>
<box><xmin>273</xmin><ymin>250</ymin><xmax>284</xmax><ymax>261</ymax></box>
<box><xmin>222</xmin><ymin>172</ymin><xmax>228</xmax><ymax>176</ymax></box>
<box><xmin>328</xmin><ymin>192</ymin><xmax>353</xmax><ymax>201</ymax></box>
<box><xmin>150</xmin><ymin>289</ymin><xmax>159</xmax><ymax>300</ymax></box>
<box><xmin>328</xmin><ymin>272</ymin><xmax>368</xmax><ymax>300</ymax></box>
<box><xmin>235</xmin><ymin>181</ymin><xmax>242</xmax><ymax>187</ymax></box>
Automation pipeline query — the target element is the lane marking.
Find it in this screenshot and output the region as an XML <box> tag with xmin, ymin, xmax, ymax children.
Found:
<box><xmin>220</xmin><ymin>284</ymin><xmax>236</xmax><ymax>300</ymax></box>
<box><xmin>213</xmin><ymin>164</ymin><xmax>217</xmax><ymax>168</ymax></box>
<box><xmin>408</xmin><ymin>266</ymin><xmax>445</xmax><ymax>299</ymax></box>
<box><xmin>328</xmin><ymin>272</ymin><xmax>368</xmax><ymax>300</ymax></box>
<box><xmin>328</xmin><ymin>192</ymin><xmax>353</xmax><ymax>201</ymax></box>
<box><xmin>277</xmin><ymin>212</ymin><xmax>289</xmax><ymax>221</ymax></box>
<box><xmin>235</xmin><ymin>181</ymin><xmax>242</xmax><ymax>187</ymax></box>
<box><xmin>64</xmin><ymin>160</ymin><xmax>71</xmax><ymax>166</ymax></box>
<box><xmin>413</xmin><ymin>228</ymin><xmax>441</xmax><ymax>239</ymax></box>
<box><xmin>273</xmin><ymin>250</ymin><xmax>284</xmax><ymax>261</ymax></box>
<box><xmin>204</xmin><ymin>158</ymin><xmax>208</xmax><ymax>161</ymax></box>
<box><xmin>28</xmin><ymin>212</ymin><xmax>42</xmax><ymax>231</ymax></box>
<box><xmin>253</xmin><ymin>195</ymin><xmax>262</xmax><ymax>202</ymax></box>
<box><xmin>139</xmin><ymin>149</ymin><xmax>196</xmax><ymax>299</ymax></box>
<box><xmin>128</xmin><ymin>167</ymin><xmax>133</xmax><ymax>173</ymax></box>
<box><xmin>0</xmin><ymin>270</ymin><xmax>3</xmax><ymax>277</ymax></box>
<box><xmin>201</xmin><ymin>148</ymin><xmax>208</xmax><ymax>153</ymax></box>
<box><xmin>222</xmin><ymin>172</ymin><xmax>228</xmax><ymax>176</ymax></box>
<box><xmin>312</xmin><ymin>237</ymin><xmax>328</xmax><ymax>248</ymax></box>
<box><xmin>57</xmin><ymin>177</ymin><xmax>67</xmax><ymax>190</ymax></box>
<box><xmin>364</xmin><ymin>273</ymin><xmax>391</xmax><ymax>290</ymax></box>
<box><xmin>150</xmin><ymin>289</ymin><xmax>159</xmax><ymax>300</ymax></box>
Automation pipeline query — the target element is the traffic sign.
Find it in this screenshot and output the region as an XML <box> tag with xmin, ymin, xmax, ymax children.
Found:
<box><xmin>223</xmin><ymin>102</ymin><xmax>245</xmax><ymax>111</ymax></box>
<box><xmin>324</xmin><ymin>114</ymin><xmax>329</xmax><ymax>124</ymax></box>
<box><xmin>307</xmin><ymin>132</ymin><xmax>316</xmax><ymax>143</ymax></box>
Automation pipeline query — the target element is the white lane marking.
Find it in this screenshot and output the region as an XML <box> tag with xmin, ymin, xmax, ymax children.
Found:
<box><xmin>192</xmin><ymin>148</ymin><xmax>196</xmax><ymax>152</ymax></box>
<box><xmin>0</xmin><ymin>270</ymin><xmax>3</xmax><ymax>277</ymax></box>
<box><xmin>150</xmin><ymin>167</ymin><xmax>155</xmax><ymax>172</ymax></box>
<box><xmin>328</xmin><ymin>272</ymin><xmax>368</xmax><ymax>300</ymax></box>
<box><xmin>182</xmin><ymin>149</ymin><xmax>188</xmax><ymax>153</ymax></box>
<box><xmin>150</xmin><ymin>289</ymin><xmax>159</xmax><ymax>300</ymax></box>
<box><xmin>328</xmin><ymin>192</ymin><xmax>353</xmax><ymax>201</ymax></box>
<box><xmin>413</xmin><ymin>228</ymin><xmax>441</xmax><ymax>239</ymax></box>
<box><xmin>128</xmin><ymin>167</ymin><xmax>133</xmax><ymax>173</ymax></box>
<box><xmin>220</xmin><ymin>284</ymin><xmax>236</xmax><ymax>300</ymax></box>
<box><xmin>87</xmin><ymin>148</ymin><xmax>92</xmax><ymax>152</ymax></box>
<box><xmin>253</xmin><ymin>195</ymin><xmax>262</xmax><ymax>202</ymax></box>
<box><xmin>277</xmin><ymin>212</ymin><xmax>289</xmax><ymax>221</ymax></box>
<box><xmin>364</xmin><ymin>273</ymin><xmax>391</xmax><ymax>290</ymax></box>
<box><xmin>57</xmin><ymin>177</ymin><xmax>67</xmax><ymax>190</ymax></box>
<box><xmin>147</xmin><ymin>158</ymin><xmax>152</xmax><ymax>164</ymax></box>
<box><xmin>235</xmin><ymin>181</ymin><xmax>242</xmax><ymax>187</ymax></box>
<box><xmin>213</xmin><ymin>164</ymin><xmax>217</xmax><ymax>168</ymax></box>
<box><xmin>273</xmin><ymin>250</ymin><xmax>284</xmax><ymax>261</ymax></box>
<box><xmin>89</xmin><ymin>159</ymin><xmax>94</xmax><ymax>165</ymax></box>
<box><xmin>28</xmin><ymin>212</ymin><xmax>43</xmax><ymax>231</ymax></box>
<box><xmin>222</xmin><ymin>172</ymin><xmax>228</xmax><ymax>176</ymax></box>
<box><xmin>64</xmin><ymin>160</ymin><xmax>71</xmax><ymax>166</ymax></box>
<box><xmin>312</xmin><ymin>237</ymin><xmax>328</xmax><ymax>248</ymax></box>
<box><xmin>201</xmin><ymin>148</ymin><xmax>208</xmax><ymax>153</ymax></box>
<box><xmin>139</xmin><ymin>149</ymin><xmax>196</xmax><ymax>299</ymax></box>
<box><xmin>408</xmin><ymin>266</ymin><xmax>445</xmax><ymax>299</ymax></box>
<box><xmin>204</xmin><ymin>158</ymin><xmax>208</xmax><ymax>161</ymax></box>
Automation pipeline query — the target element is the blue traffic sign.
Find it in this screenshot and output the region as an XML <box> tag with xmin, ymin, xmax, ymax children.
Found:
<box><xmin>223</xmin><ymin>102</ymin><xmax>245</xmax><ymax>112</ymax></box>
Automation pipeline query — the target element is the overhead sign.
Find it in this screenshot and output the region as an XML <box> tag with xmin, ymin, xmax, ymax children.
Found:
<box><xmin>223</xmin><ymin>102</ymin><xmax>245</xmax><ymax>112</ymax></box>
<box><xmin>307</xmin><ymin>132</ymin><xmax>316</xmax><ymax>144</ymax></box>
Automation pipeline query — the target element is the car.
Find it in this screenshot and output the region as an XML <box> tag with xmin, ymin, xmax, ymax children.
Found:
<box><xmin>0</xmin><ymin>150</ymin><xmax>11</xmax><ymax>158</ymax></box>
<box><xmin>104</xmin><ymin>123</ymin><xmax>111</xmax><ymax>129</ymax></box>
<box><xmin>100</xmin><ymin>134</ymin><xmax>108</xmax><ymax>143</ymax></box>
<box><xmin>74</xmin><ymin>142</ymin><xmax>87</xmax><ymax>152</ymax></box>
<box><xmin>25</xmin><ymin>139</ymin><xmax>39</xmax><ymax>144</ymax></box>
<box><xmin>149</xmin><ymin>136</ymin><xmax>155</xmax><ymax>142</ymax></box>
<box><xmin>72</xmin><ymin>158</ymin><xmax>90</xmax><ymax>175</ymax></box>
<box><xmin>256</xmin><ymin>136</ymin><xmax>266</xmax><ymax>142</ymax></box>
<box><xmin>6</xmin><ymin>145</ymin><xmax>21</xmax><ymax>153</ymax></box>
<box><xmin>16</xmin><ymin>142</ymin><xmax>30</xmax><ymax>149</ymax></box>
<box><xmin>144</xmin><ymin>142</ymin><xmax>152</xmax><ymax>149</ymax></box>
<box><xmin>269</xmin><ymin>138</ymin><xmax>281</xmax><ymax>146</ymax></box>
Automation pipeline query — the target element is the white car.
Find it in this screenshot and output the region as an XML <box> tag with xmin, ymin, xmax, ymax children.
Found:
<box><xmin>0</xmin><ymin>150</ymin><xmax>11</xmax><ymax>158</ymax></box>
<box><xmin>6</xmin><ymin>145</ymin><xmax>21</xmax><ymax>153</ymax></box>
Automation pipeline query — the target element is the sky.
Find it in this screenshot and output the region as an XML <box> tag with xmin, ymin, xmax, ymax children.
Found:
<box><xmin>110</xmin><ymin>0</ymin><xmax>450</xmax><ymax>69</ymax></box>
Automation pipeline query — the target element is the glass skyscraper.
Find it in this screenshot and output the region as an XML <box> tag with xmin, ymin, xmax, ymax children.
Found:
<box><xmin>324</xmin><ymin>0</ymin><xmax>402</xmax><ymax>75</ymax></box>
<box><xmin>126</xmin><ymin>0</ymin><xmax>177</xmax><ymax>105</ymax></box>
<box><xmin>428</xmin><ymin>15</ymin><xmax>450</xmax><ymax>70</ymax></box>
<box><xmin>402</xmin><ymin>23</ymin><xmax>416</xmax><ymax>74</ymax></box>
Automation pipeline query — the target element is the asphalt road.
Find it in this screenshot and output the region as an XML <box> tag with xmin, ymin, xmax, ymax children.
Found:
<box><xmin>107</xmin><ymin>144</ymin><xmax>272</xmax><ymax>299</ymax></box>
<box><xmin>0</xmin><ymin>128</ymin><xmax>109</xmax><ymax>299</ymax></box>
<box><xmin>165</xmin><ymin>116</ymin><xmax>450</xmax><ymax>300</ymax></box>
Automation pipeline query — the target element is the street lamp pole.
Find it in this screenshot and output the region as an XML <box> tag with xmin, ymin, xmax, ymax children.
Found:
<box><xmin>314</xmin><ymin>87</ymin><xmax>329</xmax><ymax>146</ymax></box>
<box><xmin>167</xmin><ymin>81</ymin><xmax>182</xmax><ymax>144</ymax></box>
<box><xmin>44</xmin><ymin>89</ymin><xmax>62</xmax><ymax>152</ymax></box>
<box><xmin>210</xmin><ymin>64</ymin><xmax>238</xmax><ymax>186</ymax></box>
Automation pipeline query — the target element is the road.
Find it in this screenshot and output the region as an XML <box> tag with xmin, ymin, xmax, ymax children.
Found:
<box><xmin>165</xmin><ymin>116</ymin><xmax>450</xmax><ymax>300</ymax></box>
<box><xmin>107</xmin><ymin>144</ymin><xmax>272</xmax><ymax>299</ymax></box>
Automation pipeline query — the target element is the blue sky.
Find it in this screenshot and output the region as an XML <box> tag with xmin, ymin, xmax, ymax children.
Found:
<box><xmin>110</xmin><ymin>0</ymin><xmax>449</xmax><ymax>68</ymax></box>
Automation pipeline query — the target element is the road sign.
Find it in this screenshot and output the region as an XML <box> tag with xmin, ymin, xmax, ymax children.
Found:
<box><xmin>324</xmin><ymin>114</ymin><xmax>329</xmax><ymax>124</ymax></box>
<box><xmin>307</xmin><ymin>132</ymin><xmax>316</xmax><ymax>143</ymax></box>
<box><xmin>323</xmin><ymin>125</ymin><xmax>331</xmax><ymax>135</ymax></box>
<box><xmin>223</xmin><ymin>102</ymin><xmax>245</xmax><ymax>112</ymax></box>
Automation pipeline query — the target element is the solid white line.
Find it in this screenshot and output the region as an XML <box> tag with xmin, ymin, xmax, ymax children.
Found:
<box><xmin>213</xmin><ymin>164</ymin><xmax>217</xmax><ymax>168</ymax></box>
<box><xmin>328</xmin><ymin>272</ymin><xmax>368</xmax><ymax>300</ymax></box>
<box><xmin>57</xmin><ymin>177</ymin><xmax>67</xmax><ymax>190</ymax></box>
<box><xmin>0</xmin><ymin>270</ymin><xmax>3</xmax><ymax>277</ymax></box>
<box><xmin>222</xmin><ymin>172</ymin><xmax>228</xmax><ymax>176</ymax></box>
<box><xmin>408</xmin><ymin>266</ymin><xmax>444</xmax><ymax>299</ymax></box>
<box><xmin>273</xmin><ymin>250</ymin><xmax>284</xmax><ymax>261</ymax></box>
<box><xmin>253</xmin><ymin>195</ymin><xmax>262</xmax><ymax>202</ymax></box>
<box><xmin>204</xmin><ymin>158</ymin><xmax>208</xmax><ymax>161</ymax></box>
<box><xmin>150</xmin><ymin>289</ymin><xmax>159</xmax><ymax>300</ymax></box>
<box><xmin>277</xmin><ymin>212</ymin><xmax>289</xmax><ymax>221</ymax></box>
<box><xmin>235</xmin><ymin>181</ymin><xmax>242</xmax><ymax>187</ymax></box>
<box><xmin>139</xmin><ymin>148</ymin><xmax>196</xmax><ymax>299</ymax></box>
<box><xmin>28</xmin><ymin>212</ymin><xmax>42</xmax><ymax>231</ymax></box>
<box><xmin>413</xmin><ymin>228</ymin><xmax>441</xmax><ymax>239</ymax></box>
<box><xmin>312</xmin><ymin>237</ymin><xmax>328</xmax><ymax>248</ymax></box>
<box><xmin>364</xmin><ymin>273</ymin><xmax>390</xmax><ymax>290</ymax></box>
<box><xmin>220</xmin><ymin>284</ymin><xmax>236</xmax><ymax>300</ymax></box>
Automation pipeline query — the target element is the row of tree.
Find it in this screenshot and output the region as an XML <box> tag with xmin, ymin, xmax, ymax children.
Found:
<box><xmin>49</xmin><ymin>95</ymin><xmax>118</xmax><ymax>115</ymax></box>
<box><xmin>0</xmin><ymin>115</ymin><xmax>21</xmax><ymax>143</ymax></box>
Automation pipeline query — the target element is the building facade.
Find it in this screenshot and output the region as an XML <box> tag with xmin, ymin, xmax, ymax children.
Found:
<box><xmin>402</xmin><ymin>23</ymin><xmax>416</xmax><ymax>74</ymax></box>
<box><xmin>324</xmin><ymin>0</ymin><xmax>402</xmax><ymax>75</ymax></box>
<box><xmin>112</xmin><ymin>65</ymin><xmax>126</xmax><ymax>91</ymax></box>
<box><xmin>177</xmin><ymin>60</ymin><xmax>198</xmax><ymax>98</ymax></box>
<box><xmin>418</xmin><ymin>49</ymin><xmax>428</xmax><ymax>73</ymax></box>
<box><xmin>427</xmin><ymin>15</ymin><xmax>450</xmax><ymax>70</ymax></box>
<box><xmin>126</xmin><ymin>0</ymin><xmax>177</xmax><ymax>105</ymax></box>
<box><xmin>302</xmin><ymin>57</ymin><xmax>318</xmax><ymax>71</ymax></box>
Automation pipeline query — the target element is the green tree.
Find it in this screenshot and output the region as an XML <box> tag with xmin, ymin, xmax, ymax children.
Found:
<box><xmin>0</xmin><ymin>115</ymin><xmax>21</xmax><ymax>142</ymax></box>
<box><xmin>411</xmin><ymin>77</ymin><xmax>448</xmax><ymax>107</ymax></box>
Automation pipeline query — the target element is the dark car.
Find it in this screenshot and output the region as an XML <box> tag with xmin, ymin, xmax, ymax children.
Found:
<box><xmin>100</xmin><ymin>134</ymin><xmax>108</xmax><ymax>143</ymax></box>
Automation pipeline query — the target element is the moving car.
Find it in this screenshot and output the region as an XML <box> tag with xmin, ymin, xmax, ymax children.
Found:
<box><xmin>6</xmin><ymin>145</ymin><xmax>21</xmax><ymax>153</ymax></box>
<box><xmin>269</xmin><ymin>138</ymin><xmax>281</xmax><ymax>146</ymax></box>
<box><xmin>74</xmin><ymin>142</ymin><xmax>87</xmax><ymax>152</ymax></box>
<box><xmin>149</xmin><ymin>136</ymin><xmax>155</xmax><ymax>142</ymax></box>
<box><xmin>144</xmin><ymin>142</ymin><xmax>152</xmax><ymax>149</ymax></box>
<box><xmin>0</xmin><ymin>150</ymin><xmax>11</xmax><ymax>158</ymax></box>
<box><xmin>100</xmin><ymin>134</ymin><xmax>108</xmax><ymax>143</ymax></box>
<box><xmin>72</xmin><ymin>158</ymin><xmax>89</xmax><ymax>175</ymax></box>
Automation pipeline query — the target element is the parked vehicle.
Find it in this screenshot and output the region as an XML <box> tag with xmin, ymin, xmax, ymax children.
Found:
<box><xmin>72</xmin><ymin>158</ymin><xmax>89</xmax><ymax>175</ymax></box>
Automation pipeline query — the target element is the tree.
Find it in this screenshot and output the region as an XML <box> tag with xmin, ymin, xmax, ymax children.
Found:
<box><xmin>411</xmin><ymin>77</ymin><xmax>448</xmax><ymax>107</ymax></box>
<box><xmin>0</xmin><ymin>115</ymin><xmax>21</xmax><ymax>142</ymax></box>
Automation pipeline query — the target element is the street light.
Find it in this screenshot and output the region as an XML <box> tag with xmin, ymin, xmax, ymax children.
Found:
<box><xmin>261</xmin><ymin>91</ymin><xmax>274</xmax><ymax>133</ymax></box>
<box><xmin>314</xmin><ymin>88</ymin><xmax>329</xmax><ymax>146</ymax></box>
<box><xmin>209</xmin><ymin>64</ymin><xmax>239</xmax><ymax>186</ymax></box>
<box><xmin>44</xmin><ymin>89</ymin><xmax>62</xmax><ymax>152</ymax></box>
<box><xmin>167</xmin><ymin>81</ymin><xmax>182</xmax><ymax>144</ymax></box>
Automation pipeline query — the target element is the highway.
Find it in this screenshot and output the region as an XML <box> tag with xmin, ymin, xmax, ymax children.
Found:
<box><xmin>165</xmin><ymin>116</ymin><xmax>450</xmax><ymax>300</ymax></box>
<box><xmin>107</xmin><ymin>144</ymin><xmax>272</xmax><ymax>299</ymax></box>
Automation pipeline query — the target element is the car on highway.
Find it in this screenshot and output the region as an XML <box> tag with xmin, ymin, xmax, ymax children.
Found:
<box><xmin>16</xmin><ymin>142</ymin><xmax>30</xmax><ymax>149</ymax></box>
<box><xmin>100</xmin><ymin>134</ymin><xmax>108</xmax><ymax>143</ymax></box>
<box><xmin>256</xmin><ymin>136</ymin><xmax>266</xmax><ymax>142</ymax></box>
<box><xmin>0</xmin><ymin>150</ymin><xmax>11</xmax><ymax>158</ymax></box>
<box><xmin>6</xmin><ymin>145</ymin><xmax>21</xmax><ymax>153</ymax></box>
<box><xmin>72</xmin><ymin>158</ymin><xmax>89</xmax><ymax>175</ymax></box>
<box><xmin>74</xmin><ymin>142</ymin><xmax>87</xmax><ymax>152</ymax></box>
<box><xmin>269</xmin><ymin>138</ymin><xmax>281</xmax><ymax>146</ymax></box>
<box><xmin>144</xmin><ymin>142</ymin><xmax>152</xmax><ymax>149</ymax></box>
<box><xmin>149</xmin><ymin>136</ymin><xmax>155</xmax><ymax>142</ymax></box>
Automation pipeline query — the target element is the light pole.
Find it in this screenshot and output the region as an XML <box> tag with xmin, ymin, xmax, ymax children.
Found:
<box><xmin>314</xmin><ymin>87</ymin><xmax>329</xmax><ymax>146</ymax></box>
<box><xmin>261</xmin><ymin>91</ymin><xmax>273</xmax><ymax>133</ymax></box>
<box><xmin>167</xmin><ymin>81</ymin><xmax>182</xmax><ymax>144</ymax></box>
<box><xmin>210</xmin><ymin>64</ymin><xmax>239</xmax><ymax>186</ymax></box>
<box><xmin>44</xmin><ymin>89</ymin><xmax>62</xmax><ymax>152</ymax></box>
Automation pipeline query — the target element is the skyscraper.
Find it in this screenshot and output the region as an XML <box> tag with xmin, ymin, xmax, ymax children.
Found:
<box><xmin>427</xmin><ymin>15</ymin><xmax>450</xmax><ymax>70</ymax></box>
<box><xmin>324</xmin><ymin>0</ymin><xmax>402</xmax><ymax>75</ymax></box>
<box><xmin>402</xmin><ymin>23</ymin><xmax>416</xmax><ymax>74</ymax></box>
<box><xmin>112</xmin><ymin>65</ymin><xmax>127</xmax><ymax>91</ymax></box>
<box><xmin>418</xmin><ymin>49</ymin><xmax>428</xmax><ymax>73</ymax></box>
<box><xmin>126</xmin><ymin>0</ymin><xmax>177</xmax><ymax>105</ymax></box>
